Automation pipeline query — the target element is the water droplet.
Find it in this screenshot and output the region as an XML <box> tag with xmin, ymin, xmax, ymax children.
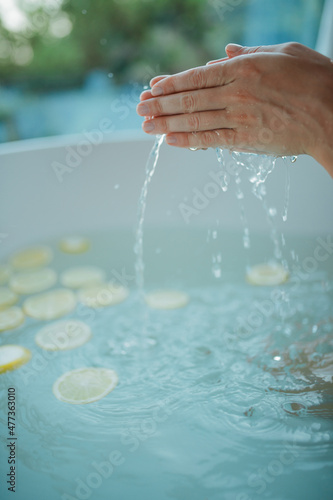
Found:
<box><xmin>114</xmin><ymin>184</ymin><xmax>119</xmax><ymax>190</ymax></box>
<box><xmin>236</xmin><ymin>189</ymin><xmax>244</xmax><ymax>200</ymax></box>
<box><xmin>281</xmin><ymin>234</ymin><xmax>286</xmax><ymax>246</ymax></box>
<box><xmin>108</xmin><ymin>73</ymin><xmax>113</xmax><ymax>78</ymax></box>
<box><xmin>273</xmin><ymin>356</ymin><xmax>281</xmax><ymax>361</ymax></box>
<box><xmin>155</xmin><ymin>247</ymin><xmax>161</xmax><ymax>254</ymax></box>
<box><xmin>212</xmin><ymin>266</ymin><xmax>221</xmax><ymax>278</ymax></box>
<box><xmin>243</xmin><ymin>235</ymin><xmax>250</xmax><ymax>249</ymax></box>
<box><xmin>268</xmin><ymin>207</ymin><xmax>277</xmax><ymax>217</ymax></box>
<box><xmin>212</xmin><ymin>230</ymin><xmax>217</xmax><ymax>240</ymax></box>
<box><xmin>291</xmin><ymin>156</ymin><xmax>297</xmax><ymax>163</ymax></box>
<box><xmin>82</xmin><ymin>9</ymin><xmax>87</xmax><ymax>14</ymax></box>
<box><xmin>189</xmin><ymin>147</ymin><xmax>198</xmax><ymax>151</ymax></box>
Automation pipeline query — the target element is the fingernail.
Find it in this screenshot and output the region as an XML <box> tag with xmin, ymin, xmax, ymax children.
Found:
<box><xmin>138</xmin><ymin>103</ymin><xmax>149</xmax><ymax>116</ymax></box>
<box><xmin>151</xmin><ymin>86</ymin><xmax>163</xmax><ymax>96</ymax></box>
<box><xmin>226</xmin><ymin>43</ymin><xmax>243</xmax><ymax>53</ymax></box>
<box><xmin>166</xmin><ymin>135</ymin><xmax>177</xmax><ymax>144</ymax></box>
<box><xmin>143</xmin><ymin>121</ymin><xmax>155</xmax><ymax>132</ymax></box>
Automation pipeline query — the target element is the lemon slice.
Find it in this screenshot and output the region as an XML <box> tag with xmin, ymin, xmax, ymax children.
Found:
<box><xmin>0</xmin><ymin>287</ymin><xmax>18</xmax><ymax>310</ymax></box>
<box><xmin>78</xmin><ymin>283</ymin><xmax>129</xmax><ymax>308</ymax></box>
<box><xmin>246</xmin><ymin>263</ymin><xmax>289</xmax><ymax>286</ymax></box>
<box><xmin>10</xmin><ymin>246</ymin><xmax>53</xmax><ymax>270</ymax></box>
<box><xmin>0</xmin><ymin>307</ymin><xmax>25</xmax><ymax>332</ymax></box>
<box><xmin>0</xmin><ymin>264</ymin><xmax>11</xmax><ymax>285</ymax></box>
<box><xmin>9</xmin><ymin>268</ymin><xmax>57</xmax><ymax>295</ymax></box>
<box><xmin>144</xmin><ymin>290</ymin><xmax>189</xmax><ymax>309</ymax></box>
<box><xmin>53</xmin><ymin>367</ymin><xmax>118</xmax><ymax>404</ymax></box>
<box><xmin>0</xmin><ymin>345</ymin><xmax>31</xmax><ymax>373</ymax></box>
<box><xmin>60</xmin><ymin>266</ymin><xmax>106</xmax><ymax>289</ymax></box>
<box><xmin>23</xmin><ymin>288</ymin><xmax>76</xmax><ymax>320</ymax></box>
<box><xmin>59</xmin><ymin>236</ymin><xmax>90</xmax><ymax>254</ymax></box>
<box><xmin>35</xmin><ymin>319</ymin><xmax>92</xmax><ymax>351</ymax></box>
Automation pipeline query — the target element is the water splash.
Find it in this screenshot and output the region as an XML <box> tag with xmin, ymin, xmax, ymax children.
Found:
<box><xmin>134</xmin><ymin>135</ymin><xmax>165</xmax><ymax>290</ymax></box>
<box><xmin>282</xmin><ymin>157</ymin><xmax>291</xmax><ymax>222</ymax></box>
<box><xmin>215</xmin><ymin>148</ymin><xmax>229</xmax><ymax>192</ymax></box>
<box><xmin>230</xmin><ymin>153</ymin><xmax>251</xmax><ymax>252</ymax></box>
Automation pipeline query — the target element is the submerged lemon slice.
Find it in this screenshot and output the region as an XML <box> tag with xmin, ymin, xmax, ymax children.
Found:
<box><xmin>60</xmin><ymin>266</ymin><xmax>106</xmax><ymax>289</ymax></box>
<box><xmin>10</xmin><ymin>246</ymin><xmax>53</xmax><ymax>270</ymax></box>
<box><xmin>0</xmin><ymin>287</ymin><xmax>18</xmax><ymax>310</ymax></box>
<box><xmin>35</xmin><ymin>319</ymin><xmax>92</xmax><ymax>351</ymax></box>
<box><xmin>0</xmin><ymin>264</ymin><xmax>11</xmax><ymax>285</ymax></box>
<box><xmin>78</xmin><ymin>283</ymin><xmax>129</xmax><ymax>308</ymax></box>
<box><xmin>53</xmin><ymin>367</ymin><xmax>118</xmax><ymax>404</ymax></box>
<box><xmin>0</xmin><ymin>345</ymin><xmax>31</xmax><ymax>373</ymax></box>
<box><xmin>246</xmin><ymin>263</ymin><xmax>289</xmax><ymax>286</ymax></box>
<box><xmin>9</xmin><ymin>268</ymin><xmax>57</xmax><ymax>295</ymax></box>
<box><xmin>144</xmin><ymin>290</ymin><xmax>189</xmax><ymax>309</ymax></box>
<box><xmin>0</xmin><ymin>307</ymin><xmax>25</xmax><ymax>332</ymax></box>
<box><xmin>23</xmin><ymin>288</ymin><xmax>76</xmax><ymax>320</ymax></box>
<box><xmin>59</xmin><ymin>236</ymin><xmax>90</xmax><ymax>254</ymax></box>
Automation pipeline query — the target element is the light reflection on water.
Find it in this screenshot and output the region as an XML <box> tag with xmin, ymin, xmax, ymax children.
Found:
<box><xmin>0</xmin><ymin>231</ymin><xmax>332</xmax><ymax>500</ymax></box>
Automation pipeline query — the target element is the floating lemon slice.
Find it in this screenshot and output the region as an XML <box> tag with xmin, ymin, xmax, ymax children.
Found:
<box><xmin>0</xmin><ymin>264</ymin><xmax>11</xmax><ymax>285</ymax></box>
<box><xmin>59</xmin><ymin>236</ymin><xmax>90</xmax><ymax>254</ymax></box>
<box><xmin>0</xmin><ymin>287</ymin><xmax>18</xmax><ymax>310</ymax></box>
<box><xmin>0</xmin><ymin>345</ymin><xmax>31</xmax><ymax>373</ymax></box>
<box><xmin>0</xmin><ymin>307</ymin><xmax>25</xmax><ymax>332</ymax></box>
<box><xmin>35</xmin><ymin>319</ymin><xmax>92</xmax><ymax>351</ymax></box>
<box><xmin>144</xmin><ymin>290</ymin><xmax>189</xmax><ymax>309</ymax></box>
<box><xmin>23</xmin><ymin>288</ymin><xmax>76</xmax><ymax>320</ymax></box>
<box><xmin>246</xmin><ymin>263</ymin><xmax>289</xmax><ymax>286</ymax></box>
<box><xmin>78</xmin><ymin>283</ymin><xmax>129</xmax><ymax>308</ymax></box>
<box><xmin>60</xmin><ymin>266</ymin><xmax>106</xmax><ymax>289</ymax></box>
<box><xmin>9</xmin><ymin>268</ymin><xmax>57</xmax><ymax>295</ymax></box>
<box><xmin>53</xmin><ymin>367</ymin><xmax>118</xmax><ymax>404</ymax></box>
<box><xmin>10</xmin><ymin>246</ymin><xmax>53</xmax><ymax>270</ymax></box>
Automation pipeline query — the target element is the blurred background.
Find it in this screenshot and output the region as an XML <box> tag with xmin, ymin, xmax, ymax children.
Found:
<box><xmin>0</xmin><ymin>0</ymin><xmax>326</xmax><ymax>143</ymax></box>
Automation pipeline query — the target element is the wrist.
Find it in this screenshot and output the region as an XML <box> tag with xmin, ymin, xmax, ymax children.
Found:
<box><xmin>307</xmin><ymin>60</ymin><xmax>333</xmax><ymax>176</ymax></box>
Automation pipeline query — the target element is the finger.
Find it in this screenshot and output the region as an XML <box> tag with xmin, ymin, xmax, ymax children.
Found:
<box><xmin>150</xmin><ymin>75</ymin><xmax>169</xmax><ymax>87</ymax></box>
<box><xmin>137</xmin><ymin>86</ymin><xmax>229</xmax><ymax>117</ymax></box>
<box><xmin>206</xmin><ymin>56</ymin><xmax>229</xmax><ymax>65</ymax></box>
<box><xmin>226</xmin><ymin>41</ymin><xmax>331</xmax><ymax>64</ymax></box>
<box><xmin>165</xmin><ymin>129</ymin><xmax>237</xmax><ymax>149</ymax></box>
<box><xmin>142</xmin><ymin>110</ymin><xmax>234</xmax><ymax>135</ymax></box>
<box><xmin>225</xmin><ymin>43</ymin><xmax>280</xmax><ymax>58</ymax></box>
<box><xmin>150</xmin><ymin>63</ymin><xmax>233</xmax><ymax>97</ymax></box>
<box><xmin>140</xmin><ymin>89</ymin><xmax>153</xmax><ymax>101</ymax></box>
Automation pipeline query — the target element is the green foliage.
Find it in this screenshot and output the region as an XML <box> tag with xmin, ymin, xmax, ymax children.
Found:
<box><xmin>0</xmin><ymin>0</ymin><xmax>325</xmax><ymax>88</ymax></box>
<box><xmin>0</xmin><ymin>0</ymin><xmax>241</xmax><ymax>87</ymax></box>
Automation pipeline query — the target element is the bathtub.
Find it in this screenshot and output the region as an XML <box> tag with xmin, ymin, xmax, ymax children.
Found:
<box><xmin>0</xmin><ymin>133</ymin><xmax>333</xmax><ymax>500</ymax></box>
<box><xmin>0</xmin><ymin>131</ymin><xmax>332</xmax><ymax>253</ymax></box>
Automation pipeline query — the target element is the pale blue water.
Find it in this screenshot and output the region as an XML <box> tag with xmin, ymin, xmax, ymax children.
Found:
<box><xmin>0</xmin><ymin>230</ymin><xmax>332</xmax><ymax>500</ymax></box>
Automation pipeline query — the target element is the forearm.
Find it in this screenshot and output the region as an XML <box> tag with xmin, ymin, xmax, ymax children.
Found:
<box><xmin>310</xmin><ymin>62</ymin><xmax>333</xmax><ymax>177</ymax></box>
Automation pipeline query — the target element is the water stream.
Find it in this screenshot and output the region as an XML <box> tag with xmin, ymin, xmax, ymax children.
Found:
<box><xmin>134</xmin><ymin>134</ymin><xmax>165</xmax><ymax>291</ymax></box>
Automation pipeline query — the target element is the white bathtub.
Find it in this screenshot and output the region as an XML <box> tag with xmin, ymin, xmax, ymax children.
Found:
<box><xmin>0</xmin><ymin>131</ymin><xmax>332</xmax><ymax>259</ymax></box>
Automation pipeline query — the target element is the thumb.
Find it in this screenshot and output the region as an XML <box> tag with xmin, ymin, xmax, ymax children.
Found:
<box><xmin>225</xmin><ymin>43</ymin><xmax>281</xmax><ymax>58</ymax></box>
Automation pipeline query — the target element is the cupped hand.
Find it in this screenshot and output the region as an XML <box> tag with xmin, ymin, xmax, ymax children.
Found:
<box><xmin>137</xmin><ymin>43</ymin><xmax>333</xmax><ymax>176</ymax></box>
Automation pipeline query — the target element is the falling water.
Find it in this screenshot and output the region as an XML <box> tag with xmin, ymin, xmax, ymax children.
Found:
<box><xmin>282</xmin><ymin>156</ymin><xmax>291</xmax><ymax>223</ymax></box>
<box><xmin>134</xmin><ymin>134</ymin><xmax>165</xmax><ymax>291</ymax></box>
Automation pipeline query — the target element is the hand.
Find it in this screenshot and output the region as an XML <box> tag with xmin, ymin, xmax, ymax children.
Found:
<box><xmin>137</xmin><ymin>42</ymin><xmax>333</xmax><ymax>176</ymax></box>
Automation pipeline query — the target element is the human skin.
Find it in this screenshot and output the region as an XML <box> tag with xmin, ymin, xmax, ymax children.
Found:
<box><xmin>137</xmin><ymin>43</ymin><xmax>333</xmax><ymax>177</ymax></box>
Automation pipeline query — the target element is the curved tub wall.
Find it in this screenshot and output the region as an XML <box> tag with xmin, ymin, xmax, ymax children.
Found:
<box><xmin>0</xmin><ymin>132</ymin><xmax>332</xmax><ymax>257</ymax></box>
